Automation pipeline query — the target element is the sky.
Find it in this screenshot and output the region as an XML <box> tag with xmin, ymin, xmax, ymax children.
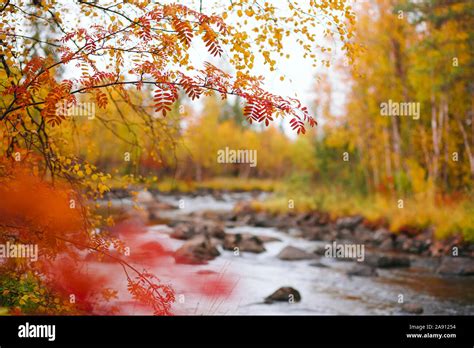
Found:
<box><xmin>179</xmin><ymin>0</ymin><xmax>351</xmax><ymax>134</ymax></box>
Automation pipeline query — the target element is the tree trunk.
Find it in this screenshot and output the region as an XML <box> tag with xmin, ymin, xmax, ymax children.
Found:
<box><xmin>431</xmin><ymin>92</ymin><xmax>440</xmax><ymax>183</ymax></box>
<box><xmin>457</xmin><ymin>117</ymin><xmax>474</xmax><ymax>179</ymax></box>
<box><xmin>195</xmin><ymin>164</ymin><xmax>202</xmax><ymax>182</ymax></box>
<box><xmin>383</xmin><ymin>126</ymin><xmax>394</xmax><ymax>192</ymax></box>
<box><xmin>391</xmin><ymin>117</ymin><xmax>402</xmax><ymax>173</ymax></box>
<box><xmin>442</xmin><ymin>96</ymin><xmax>450</xmax><ymax>189</ymax></box>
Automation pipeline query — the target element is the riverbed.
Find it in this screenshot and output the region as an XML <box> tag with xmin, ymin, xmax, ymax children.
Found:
<box><xmin>101</xmin><ymin>193</ymin><xmax>474</xmax><ymax>315</ymax></box>
<box><xmin>115</xmin><ymin>192</ymin><xmax>474</xmax><ymax>315</ymax></box>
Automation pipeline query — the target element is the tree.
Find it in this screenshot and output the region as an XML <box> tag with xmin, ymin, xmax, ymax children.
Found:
<box><xmin>318</xmin><ymin>0</ymin><xmax>473</xmax><ymax>197</ymax></box>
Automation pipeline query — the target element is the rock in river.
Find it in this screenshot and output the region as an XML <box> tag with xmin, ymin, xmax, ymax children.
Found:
<box><xmin>401</xmin><ymin>303</ymin><xmax>424</xmax><ymax>314</ymax></box>
<box><xmin>310</xmin><ymin>261</ymin><xmax>329</xmax><ymax>268</ymax></box>
<box><xmin>264</xmin><ymin>287</ymin><xmax>301</xmax><ymax>304</ymax></box>
<box><xmin>364</xmin><ymin>253</ymin><xmax>410</xmax><ymax>268</ymax></box>
<box><xmin>436</xmin><ymin>257</ymin><xmax>474</xmax><ymax>276</ymax></box>
<box><xmin>277</xmin><ymin>245</ymin><xmax>316</xmax><ymax>261</ymax></box>
<box><xmin>346</xmin><ymin>264</ymin><xmax>378</xmax><ymax>277</ymax></box>
<box><xmin>170</xmin><ymin>223</ymin><xmax>196</xmax><ymax>240</ymax></box>
<box><xmin>258</xmin><ymin>235</ymin><xmax>282</xmax><ymax>243</ymax></box>
<box><xmin>223</xmin><ymin>233</ymin><xmax>266</xmax><ymax>254</ymax></box>
<box><xmin>336</xmin><ymin>215</ymin><xmax>363</xmax><ymax>230</ymax></box>
<box><xmin>174</xmin><ymin>235</ymin><xmax>220</xmax><ymax>264</ymax></box>
<box><xmin>147</xmin><ymin>201</ymin><xmax>177</xmax><ymax>221</ymax></box>
<box><xmin>136</xmin><ymin>190</ymin><xmax>154</xmax><ymax>204</ymax></box>
<box><xmin>170</xmin><ymin>220</ymin><xmax>225</xmax><ymax>240</ymax></box>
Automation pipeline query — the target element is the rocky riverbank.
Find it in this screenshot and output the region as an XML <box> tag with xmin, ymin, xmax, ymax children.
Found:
<box><xmin>101</xmin><ymin>189</ymin><xmax>474</xmax><ymax>314</ymax></box>
<box><xmin>107</xmin><ymin>189</ymin><xmax>474</xmax><ymax>276</ymax></box>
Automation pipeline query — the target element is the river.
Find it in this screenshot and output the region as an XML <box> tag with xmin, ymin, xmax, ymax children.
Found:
<box><xmin>110</xmin><ymin>192</ymin><xmax>474</xmax><ymax>315</ymax></box>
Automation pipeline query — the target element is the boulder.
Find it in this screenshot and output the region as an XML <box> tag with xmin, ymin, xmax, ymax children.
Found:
<box><xmin>400</xmin><ymin>238</ymin><xmax>415</xmax><ymax>252</ymax></box>
<box><xmin>436</xmin><ymin>257</ymin><xmax>474</xmax><ymax>276</ymax></box>
<box><xmin>105</xmin><ymin>188</ymin><xmax>130</xmax><ymax>199</ymax></box>
<box><xmin>297</xmin><ymin>212</ymin><xmax>330</xmax><ymax>227</ymax></box>
<box><xmin>170</xmin><ymin>223</ymin><xmax>196</xmax><ymax>240</ymax></box>
<box><xmin>401</xmin><ymin>303</ymin><xmax>424</xmax><ymax>314</ymax></box>
<box><xmin>353</xmin><ymin>225</ymin><xmax>373</xmax><ymax>243</ymax></box>
<box><xmin>253</xmin><ymin>212</ymin><xmax>272</xmax><ymax>227</ymax></box>
<box><xmin>336</xmin><ymin>215</ymin><xmax>363</xmax><ymax>230</ymax></box>
<box><xmin>196</xmin><ymin>220</ymin><xmax>226</xmax><ymax>239</ymax></box>
<box><xmin>365</xmin><ymin>254</ymin><xmax>410</xmax><ymax>268</ymax></box>
<box><xmin>136</xmin><ymin>190</ymin><xmax>154</xmax><ymax>204</ymax></box>
<box><xmin>226</xmin><ymin>212</ymin><xmax>239</xmax><ymax>222</ymax></box>
<box><xmin>346</xmin><ymin>264</ymin><xmax>378</xmax><ymax>277</ymax></box>
<box><xmin>373</xmin><ymin>228</ymin><xmax>392</xmax><ymax>244</ymax></box>
<box><xmin>313</xmin><ymin>245</ymin><xmax>327</xmax><ymax>256</ymax></box>
<box><xmin>337</xmin><ymin>228</ymin><xmax>353</xmax><ymax>240</ymax></box>
<box><xmin>310</xmin><ymin>261</ymin><xmax>329</xmax><ymax>268</ymax></box>
<box><xmin>170</xmin><ymin>220</ymin><xmax>225</xmax><ymax>240</ymax></box>
<box><xmin>302</xmin><ymin>226</ymin><xmax>331</xmax><ymax>241</ymax></box>
<box><xmin>295</xmin><ymin>212</ymin><xmax>314</xmax><ymax>226</ymax></box>
<box><xmin>288</xmin><ymin>229</ymin><xmax>304</xmax><ymax>238</ymax></box>
<box><xmin>277</xmin><ymin>245</ymin><xmax>316</xmax><ymax>261</ymax></box>
<box><xmin>320</xmin><ymin>229</ymin><xmax>339</xmax><ymax>242</ymax></box>
<box><xmin>274</xmin><ymin>214</ymin><xmax>294</xmax><ymax>230</ymax></box>
<box><xmin>174</xmin><ymin>235</ymin><xmax>220</xmax><ymax>264</ymax></box>
<box><xmin>379</xmin><ymin>238</ymin><xmax>395</xmax><ymax>251</ymax></box>
<box><xmin>236</xmin><ymin>215</ymin><xmax>252</xmax><ymax>226</ymax></box>
<box><xmin>401</xmin><ymin>238</ymin><xmax>430</xmax><ymax>254</ymax></box>
<box><xmin>258</xmin><ymin>235</ymin><xmax>282</xmax><ymax>243</ymax></box>
<box><xmin>316</xmin><ymin>212</ymin><xmax>331</xmax><ymax>225</ymax></box>
<box><xmin>199</xmin><ymin>211</ymin><xmax>224</xmax><ymax>221</ymax></box>
<box><xmin>223</xmin><ymin>233</ymin><xmax>266</xmax><ymax>253</ymax></box>
<box><xmin>264</xmin><ymin>287</ymin><xmax>301</xmax><ymax>304</ymax></box>
<box><xmin>394</xmin><ymin>234</ymin><xmax>408</xmax><ymax>250</ymax></box>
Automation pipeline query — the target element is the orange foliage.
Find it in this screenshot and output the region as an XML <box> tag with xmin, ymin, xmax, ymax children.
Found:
<box><xmin>0</xmin><ymin>163</ymin><xmax>87</xmax><ymax>257</ymax></box>
<box><xmin>0</xmin><ymin>162</ymin><xmax>237</xmax><ymax>315</ymax></box>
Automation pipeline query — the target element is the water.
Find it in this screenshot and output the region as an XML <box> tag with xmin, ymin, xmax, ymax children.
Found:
<box><xmin>117</xmin><ymin>193</ymin><xmax>474</xmax><ymax>315</ymax></box>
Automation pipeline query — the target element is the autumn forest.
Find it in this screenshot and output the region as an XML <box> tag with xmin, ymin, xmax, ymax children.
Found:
<box><xmin>0</xmin><ymin>0</ymin><xmax>473</xmax><ymax>317</ymax></box>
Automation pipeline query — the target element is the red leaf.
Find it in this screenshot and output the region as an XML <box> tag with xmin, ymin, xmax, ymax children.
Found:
<box><xmin>154</xmin><ymin>85</ymin><xmax>178</xmax><ymax>116</ymax></box>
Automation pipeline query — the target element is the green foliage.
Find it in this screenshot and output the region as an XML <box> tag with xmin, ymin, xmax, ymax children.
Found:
<box><xmin>0</xmin><ymin>271</ymin><xmax>69</xmax><ymax>314</ymax></box>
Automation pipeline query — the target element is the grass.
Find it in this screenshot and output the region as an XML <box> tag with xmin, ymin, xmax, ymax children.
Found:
<box><xmin>252</xmin><ymin>186</ymin><xmax>474</xmax><ymax>242</ymax></box>
<box><xmin>106</xmin><ymin>175</ymin><xmax>279</xmax><ymax>193</ymax></box>
<box><xmin>151</xmin><ymin>177</ymin><xmax>279</xmax><ymax>192</ymax></box>
<box><xmin>196</xmin><ymin>177</ymin><xmax>279</xmax><ymax>192</ymax></box>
